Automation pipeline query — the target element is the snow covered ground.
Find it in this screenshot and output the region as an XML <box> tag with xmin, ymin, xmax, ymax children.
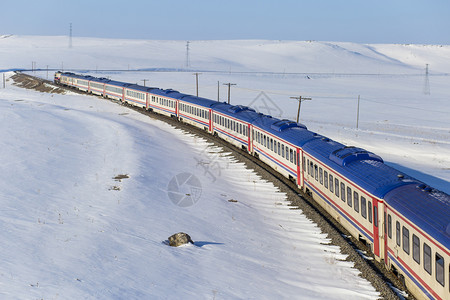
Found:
<box><xmin>0</xmin><ymin>75</ymin><xmax>378</xmax><ymax>299</ymax></box>
<box><xmin>0</xmin><ymin>35</ymin><xmax>449</xmax><ymax>298</ymax></box>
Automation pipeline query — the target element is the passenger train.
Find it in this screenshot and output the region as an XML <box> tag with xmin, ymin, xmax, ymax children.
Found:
<box><xmin>54</xmin><ymin>71</ymin><xmax>449</xmax><ymax>300</ymax></box>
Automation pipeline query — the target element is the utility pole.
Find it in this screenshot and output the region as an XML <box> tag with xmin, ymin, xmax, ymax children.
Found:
<box><xmin>193</xmin><ymin>72</ymin><xmax>201</xmax><ymax>97</ymax></box>
<box><xmin>186</xmin><ymin>41</ymin><xmax>190</xmax><ymax>68</ymax></box>
<box><xmin>423</xmin><ymin>63</ymin><xmax>430</xmax><ymax>95</ymax></box>
<box><xmin>356</xmin><ymin>95</ymin><xmax>360</xmax><ymax>129</ymax></box>
<box><xmin>142</xmin><ymin>79</ymin><xmax>149</xmax><ymax>87</ymax></box>
<box><xmin>223</xmin><ymin>83</ymin><xmax>236</xmax><ymax>104</ymax></box>
<box><xmin>69</xmin><ymin>23</ymin><xmax>72</xmax><ymax>49</ymax></box>
<box><xmin>290</xmin><ymin>96</ymin><xmax>312</xmax><ymax>123</ymax></box>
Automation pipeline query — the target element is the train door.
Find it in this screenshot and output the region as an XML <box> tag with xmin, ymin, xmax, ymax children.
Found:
<box><xmin>296</xmin><ymin>148</ymin><xmax>301</xmax><ymax>186</ymax></box>
<box><xmin>372</xmin><ymin>198</ymin><xmax>380</xmax><ymax>258</ymax></box>
<box><xmin>384</xmin><ymin>206</ymin><xmax>388</xmax><ymax>265</ymax></box>
<box><xmin>248</xmin><ymin>124</ymin><xmax>252</xmax><ymax>153</ymax></box>
<box><xmin>208</xmin><ymin>109</ymin><xmax>212</xmax><ymax>132</ymax></box>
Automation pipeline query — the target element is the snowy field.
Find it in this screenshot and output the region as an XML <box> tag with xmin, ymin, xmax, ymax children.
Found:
<box><xmin>1</xmin><ymin>35</ymin><xmax>447</xmax><ymax>192</ymax></box>
<box><xmin>0</xmin><ymin>35</ymin><xmax>449</xmax><ymax>298</ymax></box>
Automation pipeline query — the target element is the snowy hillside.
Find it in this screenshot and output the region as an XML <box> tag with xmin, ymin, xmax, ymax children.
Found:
<box><xmin>2</xmin><ymin>35</ymin><xmax>446</xmax><ymax>192</ymax></box>
<box><xmin>0</xmin><ymin>35</ymin><xmax>449</xmax><ymax>298</ymax></box>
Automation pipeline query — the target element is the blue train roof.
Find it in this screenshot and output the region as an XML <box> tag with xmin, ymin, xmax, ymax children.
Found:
<box><xmin>105</xmin><ymin>80</ymin><xmax>129</xmax><ymax>87</ymax></box>
<box><xmin>302</xmin><ymin>138</ymin><xmax>419</xmax><ymax>198</ymax></box>
<box><xmin>212</xmin><ymin>102</ymin><xmax>261</xmax><ymax>123</ymax></box>
<box><xmin>252</xmin><ymin>113</ymin><xmax>319</xmax><ymax>147</ymax></box>
<box><xmin>179</xmin><ymin>95</ymin><xmax>218</xmax><ymax>108</ymax></box>
<box><xmin>150</xmin><ymin>89</ymin><xmax>185</xmax><ymax>99</ymax></box>
<box><xmin>385</xmin><ymin>184</ymin><xmax>450</xmax><ymax>249</ymax></box>
<box><xmin>89</xmin><ymin>77</ymin><xmax>111</xmax><ymax>83</ymax></box>
<box><xmin>125</xmin><ymin>84</ymin><xmax>157</xmax><ymax>93</ymax></box>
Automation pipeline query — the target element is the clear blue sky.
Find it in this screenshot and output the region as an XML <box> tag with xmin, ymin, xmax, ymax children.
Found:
<box><xmin>2</xmin><ymin>0</ymin><xmax>449</xmax><ymax>44</ymax></box>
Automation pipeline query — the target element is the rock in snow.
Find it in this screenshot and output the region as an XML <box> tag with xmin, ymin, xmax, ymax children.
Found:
<box><xmin>168</xmin><ymin>233</ymin><xmax>194</xmax><ymax>247</ymax></box>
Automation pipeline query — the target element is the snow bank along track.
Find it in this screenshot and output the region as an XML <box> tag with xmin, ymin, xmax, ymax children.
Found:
<box><xmin>12</xmin><ymin>72</ymin><xmax>409</xmax><ymax>299</ymax></box>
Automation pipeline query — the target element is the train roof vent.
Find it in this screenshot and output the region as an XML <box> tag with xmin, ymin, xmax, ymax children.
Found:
<box><xmin>270</xmin><ymin>119</ymin><xmax>306</xmax><ymax>132</ymax></box>
<box><xmin>329</xmin><ymin>146</ymin><xmax>383</xmax><ymax>166</ymax></box>
<box><xmin>227</xmin><ymin>105</ymin><xmax>255</xmax><ymax>113</ymax></box>
<box><xmin>417</xmin><ymin>184</ymin><xmax>433</xmax><ymax>193</ymax></box>
<box><xmin>162</xmin><ymin>89</ymin><xmax>179</xmax><ymax>95</ymax></box>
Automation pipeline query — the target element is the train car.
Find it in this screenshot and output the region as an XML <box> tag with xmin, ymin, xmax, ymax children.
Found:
<box><xmin>384</xmin><ymin>184</ymin><xmax>450</xmax><ymax>300</ymax></box>
<box><xmin>211</xmin><ymin>103</ymin><xmax>259</xmax><ymax>151</ymax></box>
<box><xmin>148</xmin><ymin>89</ymin><xmax>186</xmax><ymax>118</ymax></box>
<box><xmin>302</xmin><ymin>138</ymin><xmax>421</xmax><ymax>261</ymax></box>
<box><xmin>104</xmin><ymin>80</ymin><xmax>128</xmax><ymax>101</ymax></box>
<box><xmin>123</xmin><ymin>84</ymin><xmax>150</xmax><ymax>108</ymax></box>
<box><xmin>251</xmin><ymin>114</ymin><xmax>310</xmax><ymax>185</ymax></box>
<box><xmin>177</xmin><ymin>95</ymin><xmax>217</xmax><ymax>130</ymax></box>
<box><xmin>54</xmin><ymin>71</ymin><xmax>62</xmax><ymax>83</ymax></box>
<box><xmin>88</xmin><ymin>77</ymin><xmax>111</xmax><ymax>96</ymax></box>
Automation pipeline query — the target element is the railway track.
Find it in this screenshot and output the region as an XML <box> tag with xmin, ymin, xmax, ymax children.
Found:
<box><xmin>12</xmin><ymin>72</ymin><xmax>410</xmax><ymax>299</ymax></box>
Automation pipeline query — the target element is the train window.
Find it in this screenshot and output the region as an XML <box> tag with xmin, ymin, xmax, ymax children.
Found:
<box><xmin>436</xmin><ymin>253</ymin><xmax>445</xmax><ymax>286</ymax></box>
<box><xmin>270</xmin><ymin>139</ymin><xmax>274</xmax><ymax>151</ymax></box>
<box><xmin>354</xmin><ymin>192</ymin><xmax>359</xmax><ymax>212</ymax></box>
<box><xmin>424</xmin><ymin>243</ymin><xmax>432</xmax><ymax>274</ymax></box>
<box><xmin>402</xmin><ymin>226</ymin><xmax>410</xmax><ymax>254</ymax></box>
<box><xmin>324</xmin><ymin>171</ymin><xmax>328</xmax><ymax>188</ymax></box>
<box><xmin>396</xmin><ymin>221</ymin><xmax>401</xmax><ymax>246</ymax></box>
<box><xmin>361</xmin><ymin>197</ymin><xmax>366</xmax><ymax>218</ymax></box>
<box><xmin>294</xmin><ymin>151</ymin><xmax>297</xmax><ymax>165</ymax></box>
<box><xmin>314</xmin><ymin>165</ymin><xmax>318</xmax><ymax>181</ymax></box>
<box><xmin>290</xmin><ymin>149</ymin><xmax>293</xmax><ymax>163</ymax></box>
<box><xmin>329</xmin><ymin>175</ymin><xmax>334</xmax><ymax>193</ymax></box>
<box><xmin>413</xmin><ymin>235</ymin><xmax>420</xmax><ymax>264</ymax></box>
<box><xmin>302</xmin><ymin>157</ymin><xmax>306</xmax><ymax>172</ymax></box>
<box><xmin>347</xmin><ymin>187</ymin><xmax>352</xmax><ymax>207</ymax></box>
<box><xmin>340</xmin><ymin>183</ymin><xmax>346</xmax><ymax>202</ymax></box>
<box><xmin>368</xmin><ymin>201</ymin><xmax>372</xmax><ymax>223</ymax></box>
<box><xmin>282</xmin><ymin>145</ymin><xmax>285</xmax><ymax>158</ymax></box>
<box><xmin>264</xmin><ymin>135</ymin><xmax>267</xmax><ymax>147</ymax></box>
<box><xmin>257</xmin><ymin>132</ymin><xmax>260</xmax><ymax>143</ymax></box>
<box><xmin>240</xmin><ymin>123</ymin><xmax>243</xmax><ymax>135</ymax></box>
<box><xmin>278</xmin><ymin>142</ymin><xmax>281</xmax><ymax>155</ymax></box>
<box><xmin>335</xmin><ymin>179</ymin><xmax>339</xmax><ymax>197</ymax></box>
<box><xmin>388</xmin><ymin>214</ymin><xmax>392</xmax><ymax>239</ymax></box>
<box><xmin>374</xmin><ymin>206</ymin><xmax>378</xmax><ymax>227</ymax></box>
<box><xmin>319</xmin><ymin>168</ymin><xmax>323</xmax><ymax>184</ymax></box>
<box><xmin>310</xmin><ymin>162</ymin><xmax>314</xmax><ymax>176</ymax></box>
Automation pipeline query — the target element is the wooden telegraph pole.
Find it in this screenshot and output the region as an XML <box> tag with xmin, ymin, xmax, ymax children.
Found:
<box><xmin>193</xmin><ymin>72</ymin><xmax>201</xmax><ymax>97</ymax></box>
<box><xmin>223</xmin><ymin>83</ymin><xmax>236</xmax><ymax>104</ymax></box>
<box><xmin>290</xmin><ymin>96</ymin><xmax>312</xmax><ymax>123</ymax></box>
